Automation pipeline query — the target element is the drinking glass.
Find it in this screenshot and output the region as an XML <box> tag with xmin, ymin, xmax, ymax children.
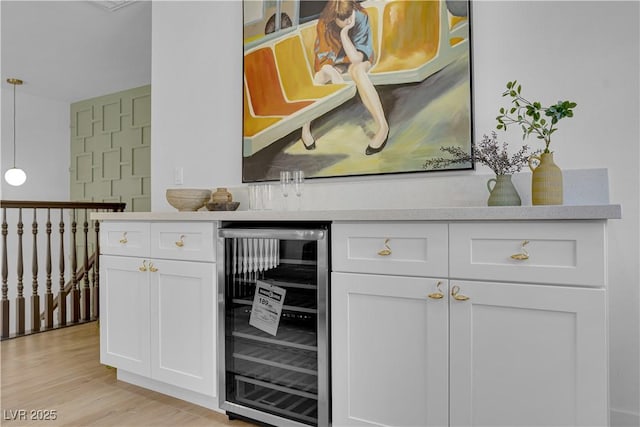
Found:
<box><xmin>292</xmin><ymin>170</ymin><xmax>305</xmax><ymax>210</ymax></box>
<box><xmin>261</xmin><ymin>183</ymin><xmax>273</xmax><ymax>210</ymax></box>
<box><xmin>279</xmin><ymin>171</ymin><xmax>291</xmax><ymax>210</ymax></box>
<box><xmin>248</xmin><ymin>184</ymin><xmax>260</xmax><ymax>210</ymax></box>
<box><xmin>249</xmin><ymin>184</ymin><xmax>273</xmax><ymax>210</ymax></box>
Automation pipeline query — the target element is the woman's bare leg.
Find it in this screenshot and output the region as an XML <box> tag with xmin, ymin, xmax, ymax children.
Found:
<box><xmin>301</xmin><ymin>122</ymin><xmax>315</xmax><ymax>149</ymax></box>
<box><xmin>349</xmin><ymin>61</ymin><xmax>388</xmax><ymax>152</ymax></box>
<box><xmin>302</xmin><ymin>66</ymin><xmax>344</xmax><ymax>149</ymax></box>
<box><xmin>349</xmin><ymin>62</ymin><xmax>388</xmax><ymax>149</ymax></box>
<box><xmin>315</xmin><ymin>64</ymin><xmax>345</xmax><ymax>84</ymax></box>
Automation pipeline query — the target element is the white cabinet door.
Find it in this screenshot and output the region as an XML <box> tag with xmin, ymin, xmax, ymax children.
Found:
<box><xmin>332</xmin><ymin>272</ymin><xmax>448</xmax><ymax>427</ymax></box>
<box><xmin>449</xmin><ymin>280</ymin><xmax>608</xmax><ymax>427</ymax></box>
<box><xmin>100</xmin><ymin>255</ymin><xmax>150</xmax><ymax>376</ymax></box>
<box><xmin>149</xmin><ymin>259</ymin><xmax>216</xmax><ymax>396</ymax></box>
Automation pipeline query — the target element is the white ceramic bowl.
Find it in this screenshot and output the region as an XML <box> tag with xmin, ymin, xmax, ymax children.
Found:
<box><xmin>166</xmin><ymin>188</ymin><xmax>211</xmax><ymax>211</ymax></box>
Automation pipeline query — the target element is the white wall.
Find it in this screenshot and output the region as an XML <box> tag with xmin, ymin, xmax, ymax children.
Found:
<box><xmin>151</xmin><ymin>1</ymin><xmax>639</xmax><ymax>424</ymax></box>
<box><xmin>1</xmin><ymin>88</ymin><xmax>70</xmax><ymax>200</ymax></box>
<box><xmin>1</xmin><ymin>87</ymin><xmax>71</xmax><ymax>335</ymax></box>
<box><xmin>151</xmin><ymin>0</ymin><xmax>242</xmax><ymax>209</ymax></box>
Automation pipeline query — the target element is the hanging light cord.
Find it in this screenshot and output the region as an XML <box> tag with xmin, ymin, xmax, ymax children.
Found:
<box><xmin>12</xmin><ymin>81</ymin><xmax>17</xmax><ymax>168</ymax></box>
<box><xmin>6</xmin><ymin>78</ymin><xmax>23</xmax><ymax>168</ymax></box>
<box><xmin>4</xmin><ymin>78</ymin><xmax>25</xmax><ymax>186</ymax></box>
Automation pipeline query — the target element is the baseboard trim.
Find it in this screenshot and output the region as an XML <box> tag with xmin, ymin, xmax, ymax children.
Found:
<box><xmin>117</xmin><ymin>370</ymin><xmax>221</xmax><ymax>412</ymax></box>
<box><xmin>611</xmin><ymin>407</ymin><xmax>640</xmax><ymax>427</ymax></box>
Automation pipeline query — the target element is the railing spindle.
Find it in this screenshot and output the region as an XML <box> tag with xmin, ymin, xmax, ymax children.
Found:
<box><xmin>45</xmin><ymin>208</ymin><xmax>54</xmax><ymax>329</ymax></box>
<box><xmin>0</xmin><ymin>201</ymin><xmax>124</xmax><ymax>338</ymax></box>
<box><xmin>31</xmin><ymin>209</ymin><xmax>40</xmax><ymax>332</ymax></box>
<box><xmin>82</xmin><ymin>209</ymin><xmax>91</xmax><ymax>321</ymax></box>
<box><xmin>16</xmin><ymin>209</ymin><xmax>25</xmax><ymax>335</ymax></box>
<box><xmin>1</xmin><ymin>208</ymin><xmax>9</xmax><ymax>338</ymax></box>
<box><xmin>70</xmin><ymin>210</ymin><xmax>79</xmax><ymax>323</ymax></box>
<box><xmin>58</xmin><ymin>208</ymin><xmax>66</xmax><ymax>326</ymax></box>
<box><xmin>93</xmin><ymin>219</ymin><xmax>100</xmax><ymax>319</ymax></box>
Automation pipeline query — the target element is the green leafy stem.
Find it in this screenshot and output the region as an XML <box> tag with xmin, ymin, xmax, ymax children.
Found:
<box><xmin>496</xmin><ymin>80</ymin><xmax>577</xmax><ymax>153</ymax></box>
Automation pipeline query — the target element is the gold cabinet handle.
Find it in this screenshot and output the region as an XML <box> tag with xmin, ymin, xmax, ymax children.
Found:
<box><xmin>139</xmin><ymin>260</ymin><xmax>148</xmax><ymax>272</ymax></box>
<box><xmin>428</xmin><ymin>281</ymin><xmax>444</xmax><ymax>300</ymax></box>
<box><xmin>148</xmin><ymin>262</ymin><xmax>158</xmax><ymax>273</ymax></box>
<box><xmin>377</xmin><ymin>238</ymin><xmax>392</xmax><ymax>256</ymax></box>
<box><xmin>510</xmin><ymin>240</ymin><xmax>530</xmax><ymax>260</ymax></box>
<box><xmin>451</xmin><ymin>285</ymin><xmax>469</xmax><ymax>301</ymax></box>
<box><xmin>119</xmin><ymin>232</ymin><xmax>128</xmax><ymax>244</ymax></box>
<box><xmin>175</xmin><ymin>235</ymin><xmax>185</xmax><ymax>247</ymax></box>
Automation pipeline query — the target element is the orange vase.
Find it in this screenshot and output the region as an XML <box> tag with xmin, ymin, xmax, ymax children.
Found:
<box><xmin>528</xmin><ymin>152</ymin><xmax>563</xmax><ymax>205</ymax></box>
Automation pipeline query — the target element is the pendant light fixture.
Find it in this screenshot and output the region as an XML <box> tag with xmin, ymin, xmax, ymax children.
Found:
<box><xmin>4</xmin><ymin>78</ymin><xmax>27</xmax><ymax>186</ymax></box>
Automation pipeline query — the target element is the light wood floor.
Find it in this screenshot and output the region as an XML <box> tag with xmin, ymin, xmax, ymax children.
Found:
<box><xmin>0</xmin><ymin>322</ymin><xmax>255</xmax><ymax>426</ymax></box>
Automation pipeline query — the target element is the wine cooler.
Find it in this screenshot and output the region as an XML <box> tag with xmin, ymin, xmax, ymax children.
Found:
<box><xmin>217</xmin><ymin>223</ymin><xmax>329</xmax><ymax>427</ymax></box>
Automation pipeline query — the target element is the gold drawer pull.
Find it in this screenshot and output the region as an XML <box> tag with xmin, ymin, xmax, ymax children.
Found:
<box><xmin>139</xmin><ymin>260</ymin><xmax>148</xmax><ymax>272</ymax></box>
<box><xmin>428</xmin><ymin>281</ymin><xmax>444</xmax><ymax>300</ymax></box>
<box><xmin>451</xmin><ymin>285</ymin><xmax>469</xmax><ymax>301</ymax></box>
<box><xmin>377</xmin><ymin>238</ymin><xmax>392</xmax><ymax>256</ymax></box>
<box><xmin>510</xmin><ymin>240</ymin><xmax>530</xmax><ymax>260</ymax></box>
<box><xmin>119</xmin><ymin>232</ymin><xmax>128</xmax><ymax>244</ymax></box>
<box><xmin>149</xmin><ymin>262</ymin><xmax>158</xmax><ymax>273</ymax></box>
<box><xmin>175</xmin><ymin>235</ymin><xmax>185</xmax><ymax>247</ymax></box>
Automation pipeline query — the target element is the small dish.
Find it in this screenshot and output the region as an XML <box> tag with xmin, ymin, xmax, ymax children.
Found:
<box><xmin>206</xmin><ymin>201</ymin><xmax>240</xmax><ymax>211</ymax></box>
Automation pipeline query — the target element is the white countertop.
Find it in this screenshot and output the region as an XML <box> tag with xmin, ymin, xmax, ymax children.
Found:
<box><xmin>92</xmin><ymin>204</ymin><xmax>622</xmax><ymax>222</ymax></box>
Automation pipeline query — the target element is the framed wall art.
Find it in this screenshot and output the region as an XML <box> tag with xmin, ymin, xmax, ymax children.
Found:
<box><xmin>242</xmin><ymin>0</ymin><xmax>473</xmax><ymax>182</ymax></box>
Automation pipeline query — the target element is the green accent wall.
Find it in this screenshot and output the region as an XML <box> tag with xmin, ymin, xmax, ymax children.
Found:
<box><xmin>70</xmin><ymin>85</ymin><xmax>151</xmax><ymax>212</ymax></box>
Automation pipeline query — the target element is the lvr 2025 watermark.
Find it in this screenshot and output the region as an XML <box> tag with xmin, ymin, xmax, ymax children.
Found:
<box><xmin>3</xmin><ymin>409</ymin><xmax>58</xmax><ymax>421</ymax></box>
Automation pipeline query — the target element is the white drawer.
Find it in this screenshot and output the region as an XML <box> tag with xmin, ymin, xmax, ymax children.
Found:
<box><xmin>332</xmin><ymin>221</ymin><xmax>448</xmax><ymax>277</ymax></box>
<box><xmin>100</xmin><ymin>222</ymin><xmax>150</xmax><ymax>257</ymax></box>
<box><xmin>449</xmin><ymin>221</ymin><xmax>605</xmax><ymax>287</ymax></box>
<box><xmin>150</xmin><ymin>222</ymin><xmax>215</xmax><ymax>262</ymax></box>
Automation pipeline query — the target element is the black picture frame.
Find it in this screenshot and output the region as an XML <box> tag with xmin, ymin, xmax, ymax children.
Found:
<box><xmin>242</xmin><ymin>0</ymin><xmax>473</xmax><ymax>182</ymax></box>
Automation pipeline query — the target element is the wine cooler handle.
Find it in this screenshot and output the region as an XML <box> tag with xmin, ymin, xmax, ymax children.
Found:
<box><xmin>219</xmin><ymin>228</ymin><xmax>325</xmax><ymax>241</ymax></box>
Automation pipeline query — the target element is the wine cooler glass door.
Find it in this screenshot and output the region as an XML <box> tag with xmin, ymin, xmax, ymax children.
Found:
<box><xmin>218</xmin><ymin>227</ymin><xmax>328</xmax><ymax>427</ymax></box>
